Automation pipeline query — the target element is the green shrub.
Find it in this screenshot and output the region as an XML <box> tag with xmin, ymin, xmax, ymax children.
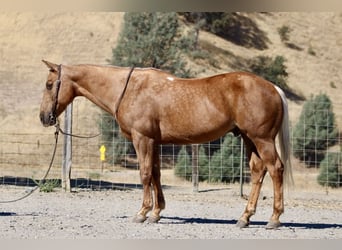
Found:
<box><xmin>209</xmin><ymin>134</ymin><xmax>242</xmax><ymax>183</ymax></box>
<box><xmin>174</xmin><ymin>145</ymin><xmax>209</xmax><ymax>181</ymax></box>
<box><xmin>174</xmin><ymin>146</ymin><xmax>191</xmax><ymax>180</ymax></box>
<box><xmin>293</xmin><ymin>94</ymin><xmax>339</xmax><ymax>166</ymax></box>
<box><xmin>277</xmin><ymin>25</ymin><xmax>291</xmax><ymax>43</ymax></box>
<box><xmin>111</xmin><ymin>12</ymin><xmax>192</xmax><ymax>77</ymax></box>
<box><xmin>249</xmin><ymin>55</ymin><xmax>289</xmax><ymax>90</ymax></box>
<box><xmin>33</xmin><ymin>179</ymin><xmax>60</xmax><ymax>192</ymax></box>
<box><xmin>317</xmin><ymin>152</ymin><xmax>342</xmax><ymax>188</ymax></box>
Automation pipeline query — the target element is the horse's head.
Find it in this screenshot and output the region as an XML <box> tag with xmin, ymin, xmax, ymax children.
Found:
<box><xmin>39</xmin><ymin>60</ymin><xmax>75</xmax><ymax>127</ymax></box>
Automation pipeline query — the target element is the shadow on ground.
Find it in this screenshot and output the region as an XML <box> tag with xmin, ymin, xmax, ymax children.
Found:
<box><xmin>0</xmin><ymin>176</ymin><xmax>141</xmax><ymax>191</ymax></box>
<box><xmin>161</xmin><ymin>216</ymin><xmax>342</xmax><ymax>229</ymax></box>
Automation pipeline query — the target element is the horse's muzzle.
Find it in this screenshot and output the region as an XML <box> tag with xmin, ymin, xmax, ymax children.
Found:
<box><xmin>40</xmin><ymin>112</ymin><xmax>57</xmax><ymax>127</ymax></box>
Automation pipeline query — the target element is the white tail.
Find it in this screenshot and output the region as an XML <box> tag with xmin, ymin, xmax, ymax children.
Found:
<box><xmin>274</xmin><ymin>85</ymin><xmax>294</xmax><ymax>187</ymax></box>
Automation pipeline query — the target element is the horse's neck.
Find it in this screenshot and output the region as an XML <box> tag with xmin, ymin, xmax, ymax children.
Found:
<box><xmin>71</xmin><ymin>64</ymin><xmax>127</xmax><ymax>115</ymax></box>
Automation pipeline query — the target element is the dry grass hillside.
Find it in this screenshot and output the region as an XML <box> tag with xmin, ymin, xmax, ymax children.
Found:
<box><xmin>0</xmin><ymin>12</ymin><xmax>341</xmax><ymax>191</ymax></box>
<box><xmin>0</xmin><ymin>12</ymin><xmax>124</xmax><ymax>134</ymax></box>
<box><xmin>1</xmin><ymin>12</ymin><xmax>341</xmax><ymax>135</ymax></box>
<box><xmin>193</xmin><ymin>12</ymin><xmax>342</xmax><ymax>126</ymax></box>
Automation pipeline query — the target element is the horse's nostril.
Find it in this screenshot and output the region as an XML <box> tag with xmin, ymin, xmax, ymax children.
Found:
<box><xmin>39</xmin><ymin>112</ymin><xmax>56</xmax><ymax>126</ymax></box>
<box><xmin>48</xmin><ymin>113</ymin><xmax>56</xmax><ymax>125</ymax></box>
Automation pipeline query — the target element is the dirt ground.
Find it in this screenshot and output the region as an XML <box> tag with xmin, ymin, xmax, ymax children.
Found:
<box><xmin>0</xmin><ymin>180</ymin><xmax>341</xmax><ymax>239</ymax></box>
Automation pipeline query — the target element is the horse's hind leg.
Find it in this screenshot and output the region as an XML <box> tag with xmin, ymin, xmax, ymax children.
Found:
<box><xmin>252</xmin><ymin>138</ymin><xmax>284</xmax><ymax>229</ymax></box>
<box><xmin>147</xmin><ymin>145</ymin><xmax>166</xmax><ymax>223</ymax></box>
<box><xmin>237</xmin><ymin>135</ymin><xmax>266</xmax><ymax>228</ymax></box>
<box><xmin>260</xmin><ymin>141</ymin><xmax>284</xmax><ymax>229</ymax></box>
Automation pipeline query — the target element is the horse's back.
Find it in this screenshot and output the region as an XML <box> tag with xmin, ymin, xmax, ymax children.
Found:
<box><xmin>122</xmin><ymin>69</ymin><xmax>283</xmax><ymax>143</ymax></box>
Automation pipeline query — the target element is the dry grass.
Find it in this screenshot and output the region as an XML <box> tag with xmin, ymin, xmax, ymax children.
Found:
<box><xmin>1</xmin><ymin>12</ymin><xmax>342</xmax><ymax>191</ymax></box>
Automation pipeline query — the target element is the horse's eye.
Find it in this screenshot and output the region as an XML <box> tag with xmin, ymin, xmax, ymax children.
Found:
<box><xmin>46</xmin><ymin>82</ymin><xmax>53</xmax><ymax>90</ymax></box>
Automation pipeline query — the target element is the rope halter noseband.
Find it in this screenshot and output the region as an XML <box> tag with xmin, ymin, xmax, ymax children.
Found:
<box><xmin>49</xmin><ymin>64</ymin><xmax>62</xmax><ymax>125</ymax></box>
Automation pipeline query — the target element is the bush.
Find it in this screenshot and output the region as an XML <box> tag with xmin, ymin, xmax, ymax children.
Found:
<box><xmin>174</xmin><ymin>145</ymin><xmax>209</xmax><ymax>181</ymax></box>
<box><xmin>277</xmin><ymin>25</ymin><xmax>291</xmax><ymax>43</ymax></box>
<box><xmin>33</xmin><ymin>179</ymin><xmax>60</xmax><ymax>193</ymax></box>
<box><xmin>317</xmin><ymin>152</ymin><xmax>342</xmax><ymax>188</ymax></box>
<box><xmin>248</xmin><ymin>55</ymin><xmax>289</xmax><ymax>90</ymax></box>
<box><xmin>174</xmin><ymin>146</ymin><xmax>191</xmax><ymax>180</ymax></box>
<box><xmin>209</xmin><ymin>134</ymin><xmax>243</xmax><ymax>183</ymax></box>
<box><xmin>111</xmin><ymin>12</ymin><xmax>192</xmax><ymax>77</ymax></box>
<box><xmin>293</xmin><ymin>94</ymin><xmax>339</xmax><ymax>166</ymax></box>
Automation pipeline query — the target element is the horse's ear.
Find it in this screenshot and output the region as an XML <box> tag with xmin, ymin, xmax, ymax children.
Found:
<box><xmin>42</xmin><ymin>60</ymin><xmax>58</xmax><ymax>72</ymax></box>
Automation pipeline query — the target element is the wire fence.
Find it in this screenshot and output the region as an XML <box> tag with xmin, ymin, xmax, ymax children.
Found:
<box><xmin>1</xmin><ymin>98</ymin><xmax>341</xmax><ymax>191</ymax></box>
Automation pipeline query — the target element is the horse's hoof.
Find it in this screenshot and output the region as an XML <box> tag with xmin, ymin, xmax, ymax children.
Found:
<box><xmin>236</xmin><ymin>219</ymin><xmax>249</xmax><ymax>228</ymax></box>
<box><xmin>147</xmin><ymin>214</ymin><xmax>160</xmax><ymax>223</ymax></box>
<box><xmin>265</xmin><ymin>220</ymin><xmax>281</xmax><ymax>229</ymax></box>
<box><xmin>132</xmin><ymin>214</ymin><xmax>147</xmax><ymax>223</ymax></box>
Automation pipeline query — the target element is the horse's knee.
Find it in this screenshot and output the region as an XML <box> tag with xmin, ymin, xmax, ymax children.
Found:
<box><xmin>141</xmin><ymin>172</ymin><xmax>152</xmax><ymax>185</ymax></box>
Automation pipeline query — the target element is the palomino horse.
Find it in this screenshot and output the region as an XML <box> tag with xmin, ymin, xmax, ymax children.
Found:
<box><xmin>39</xmin><ymin>60</ymin><xmax>292</xmax><ymax>229</ymax></box>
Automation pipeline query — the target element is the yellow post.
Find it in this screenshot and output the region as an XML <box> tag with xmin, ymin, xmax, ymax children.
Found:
<box><xmin>100</xmin><ymin>145</ymin><xmax>106</xmax><ymax>172</ymax></box>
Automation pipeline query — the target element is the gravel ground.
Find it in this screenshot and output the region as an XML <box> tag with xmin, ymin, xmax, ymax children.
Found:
<box><xmin>0</xmin><ymin>184</ymin><xmax>341</xmax><ymax>239</ymax></box>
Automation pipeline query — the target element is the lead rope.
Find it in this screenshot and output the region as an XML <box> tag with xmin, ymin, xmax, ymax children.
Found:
<box><xmin>0</xmin><ymin>123</ymin><xmax>60</xmax><ymax>203</ymax></box>
<box><xmin>0</xmin><ymin>66</ymin><xmax>132</xmax><ymax>203</ymax></box>
<box><xmin>58</xmin><ymin>126</ymin><xmax>100</xmax><ymax>139</ymax></box>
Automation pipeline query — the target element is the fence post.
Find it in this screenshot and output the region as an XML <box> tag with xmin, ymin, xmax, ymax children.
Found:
<box><xmin>239</xmin><ymin>136</ymin><xmax>244</xmax><ymax>197</ymax></box>
<box><xmin>62</xmin><ymin>103</ymin><xmax>72</xmax><ymax>192</ymax></box>
<box><xmin>192</xmin><ymin>144</ymin><xmax>199</xmax><ymax>192</ymax></box>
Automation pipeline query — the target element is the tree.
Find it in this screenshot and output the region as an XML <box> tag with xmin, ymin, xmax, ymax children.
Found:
<box><xmin>174</xmin><ymin>146</ymin><xmax>191</xmax><ymax>180</ymax></box>
<box><xmin>249</xmin><ymin>55</ymin><xmax>289</xmax><ymax>90</ymax></box>
<box><xmin>111</xmin><ymin>12</ymin><xmax>192</xmax><ymax>77</ymax></box>
<box><xmin>293</xmin><ymin>93</ymin><xmax>339</xmax><ymax>166</ymax></box>
<box><xmin>317</xmin><ymin>152</ymin><xmax>342</xmax><ymax>188</ymax></box>
<box><xmin>198</xmin><ymin>145</ymin><xmax>209</xmax><ymax>181</ymax></box>
<box><xmin>209</xmin><ymin>134</ymin><xmax>243</xmax><ymax>183</ymax></box>
<box><xmin>175</xmin><ymin>145</ymin><xmax>209</xmax><ymax>181</ymax></box>
<box><xmin>277</xmin><ymin>25</ymin><xmax>291</xmax><ymax>43</ymax></box>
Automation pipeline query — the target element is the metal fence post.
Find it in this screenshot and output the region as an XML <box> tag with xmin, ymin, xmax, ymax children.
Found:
<box><xmin>192</xmin><ymin>144</ymin><xmax>199</xmax><ymax>192</ymax></box>
<box><xmin>239</xmin><ymin>136</ymin><xmax>244</xmax><ymax>197</ymax></box>
<box><xmin>62</xmin><ymin>103</ymin><xmax>72</xmax><ymax>192</ymax></box>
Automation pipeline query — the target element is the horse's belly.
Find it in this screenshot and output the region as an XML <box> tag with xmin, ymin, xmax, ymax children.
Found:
<box><xmin>159</xmin><ymin>120</ymin><xmax>234</xmax><ymax>144</ymax></box>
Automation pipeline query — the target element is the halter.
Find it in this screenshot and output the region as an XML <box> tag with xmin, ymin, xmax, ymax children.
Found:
<box><xmin>50</xmin><ymin>65</ymin><xmax>134</xmax><ymax>122</ymax></box>
<box><xmin>49</xmin><ymin>64</ymin><xmax>62</xmax><ymax>124</ymax></box>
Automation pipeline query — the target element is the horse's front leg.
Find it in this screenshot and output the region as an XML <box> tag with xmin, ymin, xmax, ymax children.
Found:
<box><xmin>131</xmin><ymin>130</ymin><xmax>154</xmax><ymax>223</ymax></box>
<box><xmin>148</xmin><ymin>144</ymin><xmax>165</xmax><ymax>223</ymax></box>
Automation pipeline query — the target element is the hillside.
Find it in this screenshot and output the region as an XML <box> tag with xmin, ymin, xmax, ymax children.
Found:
<box><xmin>0</xmin><ymin>12</ymin><xmax>341</xmax><ymax>134</ymax></box>
<box><xmin>0</xmin><ymin>12</ymin><xmax>124</xmax><ymax>133</ymax></box>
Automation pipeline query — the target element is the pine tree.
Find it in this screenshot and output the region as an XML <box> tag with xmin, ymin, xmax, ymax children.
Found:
<box><xmin>209</xmin><ymin>134</ymin><xmax>242</xmax><ymax>183</ymax></box>
<box><xmin>293</xmin><ymin>93</ymin><xmax>338</xmax><ymax>166</ymax></box>
<box><xmin>111</xmin><ymin>12</ymin><xmax>192</xmax><ymax>77</ymax></box>
<box><xmin>175</xmin><ymin>145</ymin><xmax>209</xmax><ymax>182</ymax></box>
<box><xmin>249</xmin><ymin>55</ymin><xmax>289</xmax><ymax>90</ymax></box>
<box><xmin>198</xmin><ymin>145</ymin><xmax>209</xmax><ymax>181</ymax></box>
<box><xmin>317</xmin><ymin>152</ymin><xmax>342</xmax><ymax>188</ymax></box>
<box><xmin>174</xmin><ymin>146</ymin><xmax>191</xmax><ymax>180</ymax></box>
